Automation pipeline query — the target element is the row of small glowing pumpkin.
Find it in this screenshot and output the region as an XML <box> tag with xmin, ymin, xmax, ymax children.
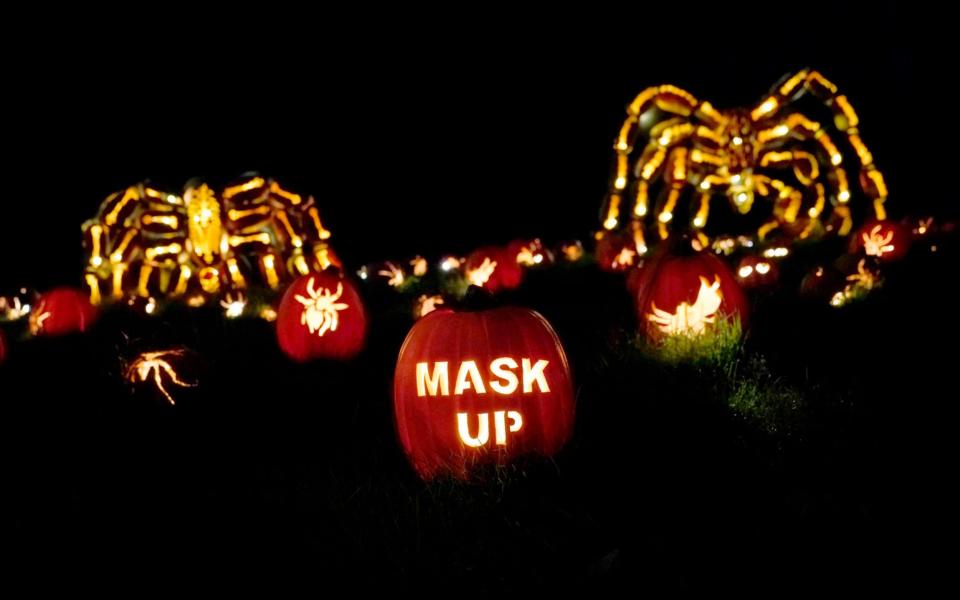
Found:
<box><xmin>0</xmin><ymin>216</ymin><xmax>925</xmax><ymax>480</ymax></box>
<box><xmin>0</xmin><ymin>217</ymin><xmax>920</xmax><ymax>368</ymax></box>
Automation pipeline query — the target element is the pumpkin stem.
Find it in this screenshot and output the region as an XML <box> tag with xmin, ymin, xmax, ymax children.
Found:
<box><xmin>453</xmin><ymin>285</ymin><xmax>499</xmax><ymax>312</ymax></box>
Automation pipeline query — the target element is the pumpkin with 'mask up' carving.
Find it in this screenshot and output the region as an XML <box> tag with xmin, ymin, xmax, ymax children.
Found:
<box><xmin>393</xmin><ymin>306</ymin><xmax>575</xmax><ymax>480</ymax></box>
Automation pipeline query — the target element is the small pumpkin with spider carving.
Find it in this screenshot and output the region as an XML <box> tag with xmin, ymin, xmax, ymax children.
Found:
<box><xmin>276</xmin><ymin>270</ymin><xmax>368</xmax><ymax>362</ymax></box>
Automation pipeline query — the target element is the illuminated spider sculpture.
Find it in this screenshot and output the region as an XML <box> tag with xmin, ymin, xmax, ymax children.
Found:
<box><xmin>600</xmin><ymin>69</ymin><xmax>889</xmax><ymax>253</ymax></box>
<box><xmin>82</xmin><ymin>175</ymin><xmax>341</xmax><ymax>311</ymax></box>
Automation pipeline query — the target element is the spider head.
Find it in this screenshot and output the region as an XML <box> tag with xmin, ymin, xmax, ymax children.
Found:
<box><xmin>184</xmin><ymin>182</ymin><xmax>223</xmax><ymax>265</ymax></box>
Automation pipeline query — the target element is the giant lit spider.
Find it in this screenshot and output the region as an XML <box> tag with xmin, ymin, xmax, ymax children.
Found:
<box><xmin>82</xmin><ymin>175</ymin><xmax>340</xmax><ymax>308</ymax></box>
<box><xmin>600</xmin><ymin>69</ymin><xmax>888</xmax><ymax>252</ymax></box>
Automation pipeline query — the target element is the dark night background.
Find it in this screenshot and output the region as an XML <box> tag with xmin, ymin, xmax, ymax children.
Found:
<box><xmin>1</xmin><ymin>2</ymin><xmax>954</xmax><ymax>593</ymax></box>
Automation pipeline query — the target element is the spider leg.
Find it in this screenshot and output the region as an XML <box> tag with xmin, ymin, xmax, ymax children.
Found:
<box><xmin>159</xmin><ymin>361</ymin><xmax>195</xmax><ymax>388</ymax></box>
<box><xmin>84</xmin><ymin>183</ymin><xmax>186</xmax><ymax>303</ymax></box>
<box><xmin>756</xmin><ymin>114</ymin><xmax>854</xmax><ymax>235</ymax></box>
<box><xmin>754</xmin><ymin>69</ymin><xmax>889</xmax><ymax>221</ymax></box>
<box><xmin>603</xmin><ymin>84</ymin><xmax>721</xmax><ymax>233</ymax></box>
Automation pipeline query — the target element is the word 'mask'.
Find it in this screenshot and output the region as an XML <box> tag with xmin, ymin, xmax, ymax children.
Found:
<box><xmin>416</xmin><ymin>358</ymin><xmax>550</xmax><ymax>397</ymax></box>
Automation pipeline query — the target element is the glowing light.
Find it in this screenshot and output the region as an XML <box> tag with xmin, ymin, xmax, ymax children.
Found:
<box><xmin>467</xmin><ymin>257</ymin><xmax>497</xmax><ymax>287</ymax></box>
<box><xmin>647</xmin><ymin>275</ymin><xmax>723</xmax><ymax>337</ymax></box>
<box><xmin>712</xmin><ymin>237</ymin><xmax>736</xmax><ymax>255</ymax></box>
<box><xmin>732</xmin><ymin>136</ymin><xmax>743</xmax><ymax>146</ymax></box>
<box><xmin>658</xmin><ymin>211</ymin><xmax>673</xmax><ymax>223</ymax></box>
<box><xmin>915</xmin><ymin>218</ymin><xmax>933</xmax><ymax>236</ymax></box>
<box><xmin>416</xmin><ymin>295</ymin><xmax>444</xmax><ymax>318</ymax></box>
<box><xmin>614</xmin><ymin>176</ymin><xmax>627</xmax><ymax>190</ymax></box>
<box><xmin>561</xmin><ymin>242</ymin><xmax>584</xmax><ymax>262</ymax></box>
<box><xmin>410</xmin><ymin>256</ymin><xmax>428</xmax><ymax>277</ymax></box>
<box><xmin>126</xmin><ymin>349</ymin><xmax>196</xmax><ymax>405</ymax></box>
<box><xmin>295</xmin><ymin>278</ymin><xmax>348</xmax><ymax>337</ymax></box>
<box><xmin>763</xmin><ymin>247</ymin><xmax>789</xmax><ymax>258</ymax></box>
<box><xmin>357</xmin><ymin>266</ymin><xmax>369</xmax><ymax>280</ymax></box>
<box><xmin>440</xmin><ymin>256</ymin><xmax>462</xmax><ymax>272</ymax></box>
<box><xmin>259</xmin><ymin>307</ymin><xmax>277</xmax><ymax>322</ymax></box>
<box><xmin>861</xmin><ymin>225</ymin><xmax>895</xmax><ymax>257</ymax></box>
<box><xmin>699</xmin><ymin>180</ymin><xmax>711</xmax><ymax>190</ymax></box>
<box><xmin>755</xmin><ymin>262</ymin><xmax>771</xmax><ymax>275</ymax></box>
<box><xmin>838</xmin><ymin>189</ymin><xmax>851</xmax><ymax>203</ymax></box>
<box><xmin>613</xmin><ymin>247</ymin><xmax>636</xmax><ymax>268</ymax></box>
<box><xmin>220</xmin><ymin>292</ymin><xmax>246</xmax><ymax>318</ymax></box>
<box><xmin>378</xmin><ymin>262</ymin><xmax>406</xmax><ymax>287</ymax></box>
<box><xmin>736</xmin><ymin>192</ymin><xmax>749</xmax><ymax>205</ymax></box>
<box><xmin>847</xmin><ymin>259</ymin><xmax>878</xmax><ymax>289</ymax></box>
<box><xmin>738</xmin><ymin>265</ymin><xmax>754</xmax><ymax>278</ymax></box>
<box><xmin>0</xmin><ymin>296</ymin><xmax>30</xmax><ymax>321</ymax></box>
<box><xmin>516</xmin><ymin>242</ymin><xmax>545</xmax><ymax>267</ymax></box>
<box><xmin>187</xmin><ymin>295</ymin><xmax>206</xmax><ymax>307</ymax></box>
<box><xmin>603</xmin><ymin>216</ymin><xmax>618</xmax><ymax>230</ymax></box>
<box><xmin>751</xmin><ymin>97</ymin><xmax>779</xmax><ymax>120</ymax></box>
<box><xmin>144</xmin><ymin>297</ymin><xmax>157</xmax><ymax>315</ymax></box>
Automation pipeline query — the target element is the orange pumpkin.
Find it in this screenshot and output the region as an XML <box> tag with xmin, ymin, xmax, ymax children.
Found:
<box><xmin>464</xmin><ymin>246</ymin><xmax>523</xmax><ymax>293</ymax></box>
<box><xmin>736</xmin><ymin>255</ymin><xmax>780</xmax><ymax>290</ymax></box>
<box><xmin>394</xmin><ymin>306</ymin><xmax>575</xmax><ymax>480</ymax></box>
<box><xmin>276</xmin><ymin>271</ymin><xmax>367</xmax><ymax>362</ymax></box>
<box><xmin>633</xmin><ymin>248</ymin><xmax>748</xmax><ymax>341</ymax></box>
<box><xmin>29</xmin><ymin>288</ymin><xmax>98</xmax><ymax>336</ymax></box>
<box><xmin>850</xmin><ymin>219</ymin><xmax>910</xmax><ymax>262</ymax></box>
<box><xmin>594</xmin><ymin>232</ymin><xmax>639</xmax><ymax>273</ymax></box>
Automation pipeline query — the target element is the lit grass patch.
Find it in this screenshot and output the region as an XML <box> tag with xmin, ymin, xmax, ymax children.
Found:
<box><xmin>723</xmin><ymin>355</ymin><xmax>805</xmax><ymax>435</ymax></box>
<box><xmin>641</xmin><ymin>316</ymin><xmax>743</xmax><ymax>367</ymax></box>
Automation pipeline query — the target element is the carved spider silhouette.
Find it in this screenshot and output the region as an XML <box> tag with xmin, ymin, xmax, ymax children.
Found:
<box><xmin>295</xmin><ymin>278</ymin><xmax>349</xmax><ymax>337</ymax></box>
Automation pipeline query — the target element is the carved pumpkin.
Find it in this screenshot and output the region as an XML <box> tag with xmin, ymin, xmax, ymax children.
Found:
<box><xmin>850</xmin><ymin>219</ymin><xmax>910</xmax><ymax>262</ymax></box>
<box><xmin>276</xmin><ymin>271</ymin><xmax>367</xmax><ymax>362</ymax></box>
<box><xmin>633</xmin><ymin>248</ymin><xmax>748</xmax><ymax>341</ymax></box>
<box><xmin>393</xmin><ymin>306</ymin><xmax>575</xmax><ymax>480</ymax></box>
<box><xmin>594</xmin><ymin>232</ymin><xmax>639</xmax><ymax>273</ymax></box>
<box><xmin>508</xmin><ymin>238</ymin><xmax>553</xmax><ymax>268</ymax></box>
<box><xmin>800</xmin><ymin>264</ymin><xmax>845</xmax><ymax>300</ymax></box>
<box><xmin>736</xmin><ymin>255</ymin><xmax>780</xmax><ymax>290</ymax></box>
<box><xmin>28</xmin><ymin>287</ymin><xmax>98</xmax><ymax>336</ymax></box>
<box><xmin>464</xmin><ymin>247</ymin><xmax>523</xmax><ymax>293</ymax></box>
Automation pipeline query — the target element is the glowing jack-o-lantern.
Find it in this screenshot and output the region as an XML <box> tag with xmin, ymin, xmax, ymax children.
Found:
<box><xmin>594</xmin><ymin>232</ymin><xmax>640</xmax><ymax>273</ymax></box>
<box><xmin>393</xmin><ymin>306</ymin><xmax>575</xmax><ymax>480</ymax></box>
<box><xmin>736</xmin><ymin>255</ymin><xmax>780</xmax><ymax>290</ymax></box>
<box><xmin>850</xmin><ymin>220</ymin><xmax>910</xmax><ymax>262</ymax></box>
<box><xmin>508</xmin><ymin>239</ymin><xmax>553</xmax><ymax>268</ymax></box>
<box><xmin>276</xmin><ymin>271</ymin><xmax>367</xmax><ymax>362</ymax></box>
<box><xmin>28</xmin><ymin>287</ymin><xmax>98</xmax><ymax>336</ymax></box>
<box><xmin>465</xmin><ymin>247</ymin><xmax>523</xmax><ymax>293</ymax></box>
<box><xmin>633</xmin><ymin>249</ymin><xmax>747</xmax><ymax>341</ymax></box>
